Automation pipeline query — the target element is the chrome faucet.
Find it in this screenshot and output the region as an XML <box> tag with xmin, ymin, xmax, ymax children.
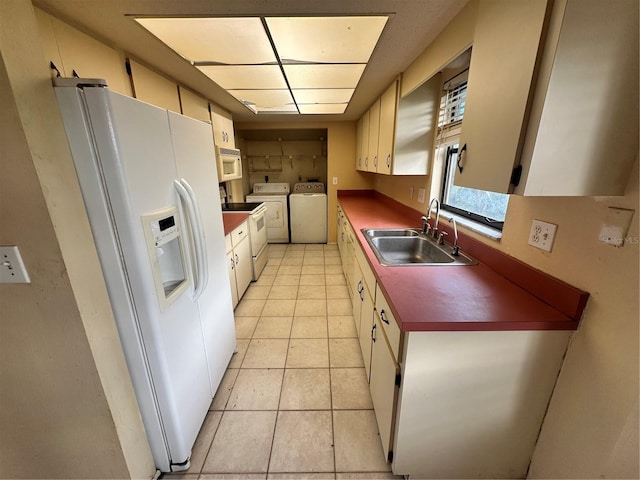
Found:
<box><xmin>450</xmin><ymin>217</ymin><xmax>460</xmax><ymax>256</ymax></box>
<box><xmin>420</xmin><ymin>215</ymin><xmax>430</xmax><ymax>235</ymax></box>
<box><xmin>427</xmin><ymin>198</ymin><xmax>440</xmax><ymax>239</ymax></box>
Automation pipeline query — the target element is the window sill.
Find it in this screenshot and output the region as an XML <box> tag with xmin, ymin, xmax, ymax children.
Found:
<box><xmin>438</xmin><ymin>210</ymin><xmax>503</xmax><ymax>242</ymax></box>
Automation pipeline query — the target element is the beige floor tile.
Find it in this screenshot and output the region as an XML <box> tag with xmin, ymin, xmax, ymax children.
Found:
<box><xmin>202</xmin><ymin>474</ymin><xmax>267</xmax><ymax>480</ymax></box>
<box><xmin>333</xmin><ymin>410</ymin><xmax>390</xmax><ymax>472</ymax></box>
<box><xmin>273</xmin><ymin>274</ymin><xmax>300</xmax><ymax>286</ymax></box>
<box><xmin>336</xmin><ymin>473</ymin><xmax>402</xmax><ymax>479</ymax></box>
<box><xmin>281</xmin><ymin>257</ymin><xmax>303</xmax><ymax>266</ymax></box>
<box><xmin>267</xmin><ymin>257</ymin><xmax>282</xmax><ymax>267</ymax></box>
<box><xmin>243</xmin><ymin>286</ymin><xmax>271</xmax><ymax>300</ymax></box>
<box><xmin>301</xmin><ymin>265</ymin><xmax>325</xmax><ymax>275</ymax></box>
<box><xmin>262</xmin><ymin>299</ymin><xmax>296</xmax><ymax>316</ymax></box>
<box><xmin>228</xmin><ymin>339</ymin><xmax>249</xmax><ymax>369</ymax></box>
<box><xmin>286</xmin><ymin>339</ymin><xmax>329</xmax><ymax>368</ymax></box>
<box><xmin>254</xmin><ymin>274</ymin><xmax>275</xmax><ymax>287</ymax></box>
<box><xmin>324</xmin><ymin>264</ymin><xmax>344</xmax><ymax>274</ymax></box>
<box><xmin>235</xmin><ymin>316</ymin><xmax>259</xmax><ymax>338</ymax></box>
<box><xmin>327</xmin><ymin>299</ymin><xmax>353</xmax><ymax>316</ymax></box>
<box><xmin>326</xmin><ymin>285</ymin><xmax>350</xmax><ymax>299</ymax></box>
<box><xmin>324</xmin><ymin>256</ymin><xmax>342</xmax><ymax>265</ymax></box>
<box><xmin>303</xmin><ymin>256</ymin><xmax>324</xmax><ymax>265</ymax></box>
<box><xmin>324</xmin><ymin>250</ymin><xmax>340</xmax><ymax>257</ymax></box>
<box><xmin>324</xmin><ymin>244</ymin><xmax>339</xmax><ymax>251</ymax></box>
<box><xmin>235</xmin><ymin>299</ymin><xmax>266</xmax><ymax>317</ymax></box>
<box><xmin>269</xmin><ymin>474</ymin><xmax>334</xmax><ymax>480</ymax></box>
<box><xmin>328</xmin><ymin>316</ymin><xmax>357</xmax><ymax>338</ymax></box>
<box><xmin>329</xmin><ymin>339</ymin><xmax>364</xmax><ymax>368</ymax></box>
<box><xmin>303</xmin><ymin>250</ymin><xmax>324</xmax><ymax>258</ymax></box>
<box><xmin>269</xmin><ymin>245</ymin><xmax>288</xmax><ymax>253</ymax></box>
<box><xmin>287</xmin><ymin>244</ymin><xmax>306</xmax><ymax>251</ymax></box>
<box><xmin>253</xmin><ymin>316</ymin><xmax>293</xmax><ymax>339</ymax></box>
<box><xmin>325</xmin><ymin>274</ymin><xmax>346</xmax><ymax>286</ymax></box>
<box><xmin>162</xmin><ymin>474</ymin><xmax>200</xmax><ymax>479</ymax></box>
<box><xmin>210</xmin><ymin>368</ymin><xmax>240</xmax><ymax>410</ymax></box>
<box><xmin>330</xmin><ymin>368</ymin><xmax>373</xmax><ymax>409</ymax></box>
<box><xmin>297</xmin><ymin>285</ymin><xmax>327</xmax><ymax>299</ymax></box>
<box><xmin>227</xmin><ymin>369</ymin><xmax>283</xmax><ymax>410</ymax></box>
<box><xmin>269</xmin><ymin>411</ymin><xmax>334</xmax><ymax>473</ymax></box>
<box><xmin>268</xmin><ymin>285</ymin><xmax>299</xmax><ymax>300</ymax></box>
<box><xmin>262</xmin><ymin>265</ymin><xmax>280</xmax><ymax>276</ymax></box>
<box><xmin>278</xmin><ymin>265</ymin><xmax>303</xmax><ymax>275</ymax></box>
<box><xmin>291</xmin><ymin>316</ymin><xmax>328</xmax><ymax>339</ymax></box>
<box><xmin>305</xmin><ymin>244</ymin><xmax>324</xmax><ymax>251</ymax></box>
<box><xmin>203</xmin><ymin>411</ymin><xmax>276</xmax><ymax>473</ymax></box>
<box><xmin>300</xmin><ymin>274</ymin><xmax>326</xmax><ymax>286</ymax></box>
<box><xmin>184</xmin><ymin>411</ymin><xmax>222</xmax><ymax>473</ymax></box>
<box><xmin>285</xmin><ymin>250</ymin><xmax>305</xmax><ymax>257</ymax></box>
<box><xmin>279</xmin><ymin>368</ymin><xmax>331</xmax><ymax>410</ymax></box>
<box><xmin>242</xmin><ymin>339</ymin><xmax>289</xmax><ymax>368</ymax></box>
<box><xmin>295</xmin><ymin>299</ymin><xmax>327</xmax><ymax>316</ymax></box>
<box><xmin>268</xmin><ymin>250</ymin><xmax>285</xmax><ymax>259</ymax></box>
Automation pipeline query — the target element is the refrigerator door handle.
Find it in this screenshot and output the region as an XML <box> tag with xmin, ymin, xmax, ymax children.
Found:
<box><xmin>174</xmin><ymin>179</ymin><xmax>204</xmax><ymax>300</ymax></box>
<box><xmin>180</xmin><ymin>178</ymin><xmax>209</xmax><ymax>297</ymax></box>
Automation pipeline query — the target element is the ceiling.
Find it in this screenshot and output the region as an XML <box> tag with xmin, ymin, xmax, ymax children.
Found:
<box><xmin>34</xmin><ymin>0</ymin><xmax>469</xmax><ymax>123</ymax></box>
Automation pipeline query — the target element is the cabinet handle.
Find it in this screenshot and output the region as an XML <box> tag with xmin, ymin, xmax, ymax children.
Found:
<box><xmin>235</xmin><ymin>253</ymin><xmax>239</xmax><ymax>264</ymax></box>
<box><xmin>230</xmin><ymin>257</ymin><xmax>235</xmax><ymax>270</ymax></box>
<box><xmin>457</xmin><ymin>143</ymin><xmax>466</xmax><ymax>173</ymax></box>
<box><xmin>373</xmin><ymin>155</ymin><xmax>378</xmax><ymax>167</ymax></box>
<box><xmin>371</xmin><ymin>323</ymin><xmax>377</xmax><ymax>342</ymax></box>
<box><xmin>380</xmin><ymin>309</ymin><xmax>390</xmax><ymax>325</ymax></box>
<box><xmin>359</xmin><ymin>284</ymin><xmax>364</xmax><ymax>302</ymax></box>
<box><xmin>365</xmin><ymin>157</ymin><xmax>368</xmax><ymax>167</ymax></box>
<box><xmin>386</xmin><ymin>154</ymin><xmax>391</xmax><ymax>168</ymax></box>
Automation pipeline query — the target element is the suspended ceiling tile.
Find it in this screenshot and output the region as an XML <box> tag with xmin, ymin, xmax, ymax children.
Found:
<box><xmin>196</xmin><ymin>65</ymin><xmax>287</xmax><ymax>89</ymax></box>
<box><xmin>284</xmin><ymin>64</ymin><xmax>366</xmax><ymax>89</ymax></box>
<box><xmin>298</xmin><ymin>103</ymin><xmax>348</xmax><ymax>114</ymax></box>
<box><xmin>135</xmin><ymin>17</ymin><xmax>275</xmax><ymax>64</ymax></box>
<box><xmin>266</xmin><ymin>16</ymin><xmax>388</xmax><ymax>63</ymax></box>
<box><xmin>228</xmin><ymin>89</ymin><xmax>294</xmax><ymax>109</ymax></box>
<box><xmin>255</xmin><ymin>104</ymin><xmax>299</xmax><ymax>114</ymax></box>
<box><xmin>292</xmin><ymin>88</ymin><xmax>355</xmax><ymax>104</ymax></box>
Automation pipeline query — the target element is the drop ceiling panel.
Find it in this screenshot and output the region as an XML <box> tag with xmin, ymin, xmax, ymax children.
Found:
<box><xmin>284</xmin><ymin>64</ymin><xmax>366</xmax><ymax>89</ymax></box>
<box><xmin>267</xmin><ymin>16</ymin><xmax>388</xmax><ymax>63</ymax></box>
<box><xmin>196</xmin><ymin>65</ymin><xmax>287</xmax><ymax>89</ymax></box>
<box><xmin>228</xmin><ymin>89</ymin><xmax>295</xmax><ymax>113</ymax></box>
<box><xmin>298</xmin><ymin>104</ymin><xmax>348</xmax><ymax>114</ymax></box>
<box><xmin>136</xmin><ymin>17</ymin><xmax>276</xmax><ymax>64</ymax></box>
<box><xmin>292</xmin><ymin>88</ymin><xmax>355</xmax><ymax>104</ymax></box>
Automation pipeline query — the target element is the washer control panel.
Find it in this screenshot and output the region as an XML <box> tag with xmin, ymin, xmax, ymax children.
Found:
<box><xmin>293</xmin><ymin>182</ymin><xmax>325</xmax><ymax>193</ymax></box>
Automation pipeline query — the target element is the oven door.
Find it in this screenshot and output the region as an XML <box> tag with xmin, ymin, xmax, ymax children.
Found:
<box><xmin>248</xmin><ymin>204</ymin><xmax>268</xmax><ymax>254</ymax></box>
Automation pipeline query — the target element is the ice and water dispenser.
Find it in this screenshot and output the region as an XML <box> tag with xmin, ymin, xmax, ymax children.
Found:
<box><xmin>142</xmin><ymin>206</ymin><xmax>190</xmax><ymax>310</ymax></box>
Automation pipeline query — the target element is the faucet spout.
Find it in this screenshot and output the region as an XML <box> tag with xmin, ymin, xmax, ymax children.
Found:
<box><xmin>427</xmin><ymin>198</ymin><xmax>440</xmax><ymax>238</ymax></box>
<box><xmin>450</xmin><ymin>218</ymin><xmax>460</xmax><ymax>256</ymax></box>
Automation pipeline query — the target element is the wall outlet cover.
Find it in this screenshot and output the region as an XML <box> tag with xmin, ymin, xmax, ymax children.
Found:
<box><xmin>417</xmin><ymin>188</ymin><xmax>426</xmax><ymax>204</ymax></box>
<box><xmin>528</xmin><ymin>220</ymin><xmax>557</xmax><ymax>252</ymax></box>
<box><xmin>0</xmin><ymin>246</ymin><xmax>30</xmax><ymax>283</ymax></box>
<box><xmin>599</xmin><ymin>207</ymin><xmax>635</xmax><ymax>247</ymax></box>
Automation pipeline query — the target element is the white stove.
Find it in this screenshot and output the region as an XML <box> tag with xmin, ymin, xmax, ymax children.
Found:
<box><xmin>246</xmin><ymin>183</ymin><xmax>290</xmax><ymax>243</ymax></box>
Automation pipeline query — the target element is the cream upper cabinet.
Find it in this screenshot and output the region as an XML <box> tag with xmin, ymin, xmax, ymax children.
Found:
<box><xmin>376</xmin><ymin>80</ymin><xmax>398</xmax><ymax>175</ymax></box>
<box><xmin>355</xmin><ymin>117</ymin><xmax>364</xmax><ymax>171</ymax></box>
<box><xmin>516</xmin><ymin>0</ymin><xmax>638</xmax><ymax>196</ymax></box>
<box><xmin>360</xmin><ymin>109</ymin><xmax>370</xmax><ymax>172</ymax></box>
<box><xmin>455</xmin><ymin>0</ymin><xmax>549</xmax><ymax>194</ymax></box>
<box><xmin>128</xmin><ymin>59</ymin><xmax>180</xmax><ymax>112</ymax></box>
<box><xmin>367</xmin><ymin>99</ymin><xmax>381</xmax><ymax>173</ymax></box>
<box><xmin>210</xmin><ymin>104</ymin><xmax>236</xmax><ymax>149</ymax></box>
<box><xmin>179</xmin><ymin>87</ymin><xmax>211</xmax><ymax>123</ymax></box>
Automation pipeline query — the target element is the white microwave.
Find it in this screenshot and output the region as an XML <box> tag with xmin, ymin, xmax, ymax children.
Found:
<box><xmin>215</xmin><ymin>146</ymin><xmax>242</xmax><ymax>182</ymax></box>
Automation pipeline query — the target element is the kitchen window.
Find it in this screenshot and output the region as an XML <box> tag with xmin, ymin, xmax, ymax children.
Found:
<box><xmin>437</xmin><ymin>77</ymin><xmax>508</xmax><ymax>231</ymax></box>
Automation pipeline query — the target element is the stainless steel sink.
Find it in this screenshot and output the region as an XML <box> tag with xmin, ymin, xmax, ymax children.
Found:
<box><xmin>362</xmin><ymin>228</ymin><xmax>476</xmax><ymax>266</ymax></box>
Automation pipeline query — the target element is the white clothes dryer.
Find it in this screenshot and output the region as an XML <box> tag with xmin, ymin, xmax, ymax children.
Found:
<box><xmin>246</xmin><ymin>182</ymin><xmax>290</xmax><ymax>243</ymax></box>
<box><xmin>290</xmin><ymin>182</ymin><xmax>327</xmax><ymax>243</ymax></box>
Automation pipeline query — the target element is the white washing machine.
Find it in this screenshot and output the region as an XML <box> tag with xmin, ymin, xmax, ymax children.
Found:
<box><xmin>290</xmin><ymin>182</ymin><xmax>327</xmax><ymax>244</ymax></box>
<box><xmin>246</xmin><ymin>183</ymin><xmax>290</xmax><ymax>243</ymax></box>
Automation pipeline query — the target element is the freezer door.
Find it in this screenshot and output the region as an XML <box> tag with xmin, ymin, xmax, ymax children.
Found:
<box><xmin>74</xmin><ymin>86</ymin><xmax>213</xmax><ymax>470</ymax></box>
<box><xmin>167</xmin><ymin>111</ymin><xmax>236</xmax><ymax>394</ymax></box>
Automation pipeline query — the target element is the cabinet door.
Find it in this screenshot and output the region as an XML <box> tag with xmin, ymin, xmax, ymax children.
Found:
<box><xmin>210</xmin><ymin>104</ymin><xmax>236</xmax><ymax>148</ymax></box>
<box><xmin>355</xmin><ymin>117</ymin><xmax>364</xmax><ymax>171</ymax></box>
<box><xmin>361</xmin><ymin>110</ymin><xmax>370</xmax><ymax>171</ymax></box>
<box><xmin>352</xmin><ymin>262</ymin><xmax>363</xmax><ymax>336</ymax></box>
<box><xmin>377</xmin><ymin>81</ymin><xmax>398</xmax><ymax>175</ymax></box>
<box><xmin>234</xmin><ymin>236</ymin><xmax>252</xmax><ymax>300</ymax></box>
<box><xmin>179</xmin><ymin>87</ymin><xmax>211</xmax><ymax>123</ymax></box>
<box><xmin>129</xmin><ymin>59</ymin><xmax>181</xmax><ymax>112</ymax></box>
<box><xmin>370</xmin><ymin>310</ymin><xmax>399</xmax><ymax>460</ymax></box>
<box><xmin>359</xmin><ymin>285</ymin><xmax>375</xmax><ymax>381</ymax></box>
<box><xmin>227</xmin><ymin>251</ymin><xmax>238</xmax><ymax>308</ymax></box>
<box><xmin>367</xmin><ymin>99</ymin><xmax>381</xmax><ymax>173</ymax></box>
<box><xmin>456</xmin><ymin>0</ymin><xmax>549</xmax><ymax>193</ymax></box>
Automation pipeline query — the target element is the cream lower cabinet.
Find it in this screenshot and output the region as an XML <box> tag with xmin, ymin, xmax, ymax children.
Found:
<box><xmin>352</xmin><ymin>242</ymin><xmax>376</xmax><ymax>381</ymax></box>
<box><xmin>226</xmin><ymin>221</ymin><xmax>251</xmax><ymax>308</ymax></box>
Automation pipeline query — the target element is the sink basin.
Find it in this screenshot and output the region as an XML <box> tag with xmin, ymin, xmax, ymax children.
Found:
<box><xmin>361</xmin><ymin>228</ymin><xmax>476</xmax><ymax>266</ymax></box>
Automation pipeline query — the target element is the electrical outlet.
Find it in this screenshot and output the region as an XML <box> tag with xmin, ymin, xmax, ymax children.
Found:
<box><xmin>417</xmin><ymin>188</ymin><xmax>426</xmax><ymax>204</ymax></box>
<box><xmin>332</xmin><ymin>177</ymin><xmax>338</xmax><ymax>185</ymax></box>
<box><xmin>0</xmin><ymin>246</ymin><xmax>30</xmax><ymax>283</ymax></box>
<box><xmin>528</xmin><ymin>220</ymin><xmax>557</xmax><ymax>252</ymax></box>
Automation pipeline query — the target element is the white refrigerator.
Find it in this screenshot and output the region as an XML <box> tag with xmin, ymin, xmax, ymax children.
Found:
<box><xmin>54</xmin><ymin>79</ymin><xmax>236</xmax><ymax>472</ymax></box>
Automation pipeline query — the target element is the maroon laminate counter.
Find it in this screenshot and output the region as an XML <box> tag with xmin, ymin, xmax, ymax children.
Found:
<box><xmin>222</xmin><ymin>212</ymin><xmax>249</xmax><ymax>236</ymax></box>
<box><xmin>338</xmin><ymin>191</ymin><xmax>588</xmax><ymax>332</ymax></box>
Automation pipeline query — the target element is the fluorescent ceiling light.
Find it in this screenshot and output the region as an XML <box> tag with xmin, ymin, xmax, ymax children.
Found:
<box><xmin>267</xmin><ymin>16</ymin><xmax>388</xmax><ymax>63</ymax></box>
<box><xmin>136</xmin><ymin>17</ymin><xmax>275</xmax><ymax>64</ymax></box>
<box><xmin>136</xmin><ymin>15</ymin><xmax>387</xmax><ymax>114</ymax></box>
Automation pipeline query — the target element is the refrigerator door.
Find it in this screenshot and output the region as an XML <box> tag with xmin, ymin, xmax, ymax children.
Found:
<box><xmin>56</xmin><ymin>84</ymin><xmax>214</xmax><ymax>471</ymax></box>
<box><xmin>167</xmin><ymin>111</ymin><xmax>236</xmax><ymax>392</ymax></box>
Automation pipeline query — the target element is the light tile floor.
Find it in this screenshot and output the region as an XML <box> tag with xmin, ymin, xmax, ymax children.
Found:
<box><xmin>163</xmin><ymin>244</ymin><xmax>403</xmax><ymax>480</ymax></box>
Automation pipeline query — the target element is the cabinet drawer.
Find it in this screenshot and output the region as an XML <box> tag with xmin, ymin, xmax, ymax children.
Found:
<box><xmin>375</xmin><ymin>285</ymin><xmax>402</xmax><ymax>361</ymax></box>
<box><xmin>231</xmin><ymin>221</ymin><xmax>248</xmax><ymax>246</ymax></box>
<box><xmin>355</xmin><ymin>241</ymin><xmax>376</xmax><ymax>297</ymax></box>
<box><xmin>225</xmin><ymin>234</ymin><xmax>232</xmax><ymax>254</ymax></box>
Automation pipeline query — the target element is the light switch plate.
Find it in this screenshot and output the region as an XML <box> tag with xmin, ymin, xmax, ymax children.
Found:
<box><xmin>332</xmin><ymin>176</ymin><xmax>338</xmax><ymax>185</ymax></box>
<box><xmin>0</xmin><ymin>246</ymin><xmax>30</xmax><ymax>283</ymax></box>
<box><xmin>528</xmin><ymin>220</ymin><xmax>557</xmax><ymax>252</ymax></box>
<box><xmin>599</xmin><ymin>207</ymin><xmax>634</xmax><ymax>247</ymax></box>
<box><xmin>417</xmin><ymin>188</ymin><xmax>426</xmax><ymax>204</ymax></box>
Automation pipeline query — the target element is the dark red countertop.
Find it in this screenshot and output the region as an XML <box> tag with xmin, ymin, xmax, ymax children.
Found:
<box><xmin>222</xmin><ymin>212</ymin><xmax>249</xmax><ymax>236</ymax></box>
<box><xmin>338</xmin><ymin>190</ymin><xmax>588</xmax><ymax>332</ymax></box>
